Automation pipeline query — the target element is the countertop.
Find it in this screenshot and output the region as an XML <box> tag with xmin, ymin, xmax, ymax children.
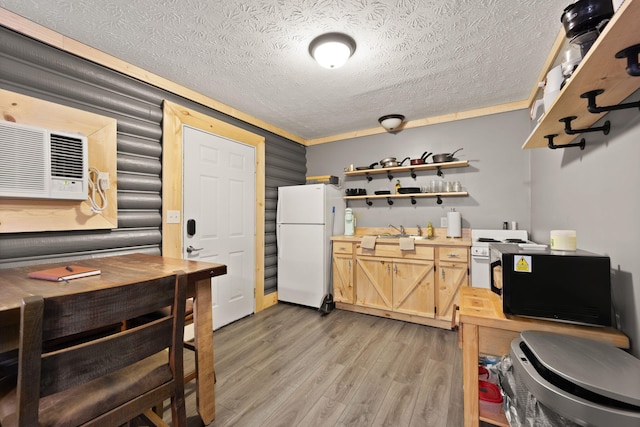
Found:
<box><xmin>332</xmin><ymin>227</ymin><xmax>471</xmax><ymax>247</ymax></box>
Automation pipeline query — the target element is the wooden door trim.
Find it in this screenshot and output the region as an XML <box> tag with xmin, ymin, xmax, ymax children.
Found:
<box><xmin>162</xmin><ymin>100</ymin><xmax>271</xmax><ymax>312</ymax></box>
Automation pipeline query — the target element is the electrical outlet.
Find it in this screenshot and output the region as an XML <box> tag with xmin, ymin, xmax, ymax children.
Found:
<box><xmin>98</xmin><ymin>172</ymin><xmax>110</xmax><ymax>190</ymax></box>
<box><xmin>166</xmin><ymin>210</ymin><xmax>180</xmax><ymax>224</ymax></box>
<box><xmin>440</xmin><ymin>217</ymin><xmax>448</xmax><ymax>228</ymax></box>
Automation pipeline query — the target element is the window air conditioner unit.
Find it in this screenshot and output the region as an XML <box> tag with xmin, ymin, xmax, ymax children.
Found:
<box><xmin>0</xmin><ymin>120</ymin><xmax>88</xmax><ymax>200</ymax></box>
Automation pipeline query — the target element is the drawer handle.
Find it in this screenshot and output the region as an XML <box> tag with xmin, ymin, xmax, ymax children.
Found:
<box><xmin>448</xmin><ymin>253</ymin><xmax>459</xmax><ymax>258</ymax></box>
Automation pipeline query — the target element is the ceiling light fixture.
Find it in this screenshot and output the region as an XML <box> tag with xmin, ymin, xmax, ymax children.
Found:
<box><xmin>309</xmin><ymin>32</ymin><xmax>356</xmax><ymax>69</ymax></box>
<box><xmin>378</xmin><ymin>114</ymin><xmax>405</xmax><ymax>131</ymax></box>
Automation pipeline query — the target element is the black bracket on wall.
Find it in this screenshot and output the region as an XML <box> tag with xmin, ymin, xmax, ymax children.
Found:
<box><xmin>410</xmin><ymin>196</ymin><xmax>417</xmax><ymax>205</ymax></box>
<box><xmin>365</xmin><ymin>198</ymin><xmax>372</xmax><ymax>206</ymax></box>
<box><xmin>386</xmin><ymin>197</ymin><xmax>394</xmax><ymax>205</ymax></box>
<box><xmin>545</xmin><ymin>134</ymin><xmax>586</xmax><ymax>150</ymax></box>
<box><xmin>386</xmin><ymin>171</ymin><xmax>393</xmax><ymax>181</ymax></box>
<box><xmin>615</xmin><ymin>43</ymin><xmax>640</xmax><ymax>77</ymax></box>
<box><xmin>436</xmin><ymin>195</ymin><xmax>443</xmax><ymax>205</ymax></box>
<box><xmin>580</xmin><ymin>89</ymin><xmax>640</xmax><ymax>114</ymax></box>
<box><xmin>436</xmin><ymin>167</ymin><xmax>444</xmax><ymax>177</ymax></box>
<box><xmin>559</xmin><ymin>116</ymin><xmax>610</xmax><ymax>135</ymax></box>
<box><xmin>365</xmin><ymin>173</ymin><xmax>372</xmax><ymax>182</ymax></box>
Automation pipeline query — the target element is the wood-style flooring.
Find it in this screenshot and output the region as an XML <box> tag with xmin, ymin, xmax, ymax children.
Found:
<box><xmin>167</xmin><ymin>303</ymin><xmax>463</xmax><ymax>427</ymax></box>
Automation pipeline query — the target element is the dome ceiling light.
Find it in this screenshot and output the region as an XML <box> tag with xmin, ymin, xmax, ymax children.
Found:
<box><xmin>309</xmin><ymin>32</ymin><xmax>356</xmax><ymax>69</ymax></box>
<box><xmin>378</xmin><ymin>114</ymin><xmax>405</xmax><ymax>131</ymax></box>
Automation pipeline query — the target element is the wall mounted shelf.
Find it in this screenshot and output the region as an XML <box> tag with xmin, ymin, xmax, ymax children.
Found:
<box><xmin>523</xmin><ymin>0</ymin><xmax>640</xmax><ymax>149</ymax></box>
<box><xmin>345</xmin><ymin>160</ymin><xmax>469</xmax><ymax>180</ymax></box>
<box><xmin>345</xmin><ymin>192</ymin><xmax>468</xmax><ymax>206</ymax></box>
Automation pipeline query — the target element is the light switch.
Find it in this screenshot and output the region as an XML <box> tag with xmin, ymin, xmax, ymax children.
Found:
<box><xmin>166</xmin><ymin>210</ymin><xmax>180</xmax><ymax>224</ymax></box>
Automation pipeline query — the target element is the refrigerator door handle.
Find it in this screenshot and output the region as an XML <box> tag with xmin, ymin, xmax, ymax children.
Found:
<box><xmin>276</xmin><ymin>193</ymin><xmax>282</xmax><ymax>224</ymax></box>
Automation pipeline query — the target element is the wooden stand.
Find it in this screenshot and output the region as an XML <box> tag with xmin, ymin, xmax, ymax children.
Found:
<box><xmin>458</xmin><ymin>287</ymin><xmax>629</xmax><ymax>427</ymax></box>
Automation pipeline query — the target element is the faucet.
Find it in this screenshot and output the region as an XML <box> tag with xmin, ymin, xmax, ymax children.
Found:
<box><xmin>389</xmin><ymin>224</ymin><xmax>405</xmax><ymax>235</ymax></box>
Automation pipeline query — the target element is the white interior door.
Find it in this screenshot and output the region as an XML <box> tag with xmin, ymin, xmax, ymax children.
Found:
<box><xmin>183</xmin><ymin>125</ymin><xmax>255</xmax><ymax>330</ymax></box>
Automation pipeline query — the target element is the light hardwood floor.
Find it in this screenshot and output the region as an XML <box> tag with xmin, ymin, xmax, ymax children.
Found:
<box><xmin>167</xmin><ymin>303</ymin><xmax>463</xmax><ymax>427</ymax></box>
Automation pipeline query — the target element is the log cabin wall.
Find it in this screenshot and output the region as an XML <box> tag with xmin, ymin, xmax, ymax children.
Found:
<box><xmin>0</xmin><ymin>26</ymin><xmax>306</xmax><ymax>295</ymax></box>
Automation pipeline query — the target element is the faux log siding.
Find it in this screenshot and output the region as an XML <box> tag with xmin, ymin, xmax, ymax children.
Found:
<box><xmin>0</xmin><ymin>26</ymin><xmax>306</xmax><ymax>295</ymax></box>
<box><xmin>264</xmin><ymin>139</ymin><xmax>307</xmax><ymax>292</ymax></box>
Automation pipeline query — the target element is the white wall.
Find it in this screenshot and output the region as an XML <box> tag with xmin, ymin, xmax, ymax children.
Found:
<box><xmin>307</xmin><ymin>110</ymin><xmax>532</xmax><ymax>231</ymax></box>
<box><xmin>530</xmin><ymin>90</ymin><xmax>640</xmax><ymax>357</ymax></box>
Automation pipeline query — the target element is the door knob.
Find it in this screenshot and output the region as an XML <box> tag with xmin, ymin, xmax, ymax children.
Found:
<box><xmin>186</xmin><ymin>245</ymin><xmax>203</xmax><ymax>254</ymax></box>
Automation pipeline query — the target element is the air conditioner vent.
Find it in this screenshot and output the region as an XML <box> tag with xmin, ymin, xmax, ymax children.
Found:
<box><xmin>50</xmin><ymin>133</ymin><xmax>85</xmax><ymax>179</ymax></box>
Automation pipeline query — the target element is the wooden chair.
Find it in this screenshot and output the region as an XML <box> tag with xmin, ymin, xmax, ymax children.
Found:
<box><xmin>0</xmin><ymin>272</ymin><xmax>188</xmax><ymax>427</ymax></box>
<box><xmin>127</xmin><ymin>298</ymin><xmax>199</xmax><ymax>385</ymax></box>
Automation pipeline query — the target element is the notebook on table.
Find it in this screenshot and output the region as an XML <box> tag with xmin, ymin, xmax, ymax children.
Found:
<box><xmin>28</xmin><ymin>265</ymin><xmax>101</xmax><ymax>282</ymax></box>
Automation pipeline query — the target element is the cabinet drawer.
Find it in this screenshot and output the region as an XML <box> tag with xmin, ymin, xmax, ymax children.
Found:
<box><xmin>333</xmin><ymin>242</ymin><xmax>353</xmax><ymax>254</ymax></box>
<box><xmin>438</xmin><ymin>247</ymin><xmax>468</xmax><ymax>262</ymax></box>
<box><xmin>357</xmin><ymin>243</ymin><xmax>434</xmax><ymax>260</ymax></box>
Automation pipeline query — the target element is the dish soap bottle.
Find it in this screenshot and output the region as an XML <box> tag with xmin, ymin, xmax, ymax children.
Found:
<box><xmin>395</xmin><ymin>180</ymin><xmax>401</xmax><ymax>194</ymax></box>
<box><xmin>427</xmin><ymin>222</ymin><xmax>434</xmax><ymax>239</ymax></box>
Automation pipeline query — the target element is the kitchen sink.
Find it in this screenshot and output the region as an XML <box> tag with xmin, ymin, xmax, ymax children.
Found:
<box><xmin>376</xmin><ymin>234</ymin><xmax>428</xmax><ymax>240</ymax></box>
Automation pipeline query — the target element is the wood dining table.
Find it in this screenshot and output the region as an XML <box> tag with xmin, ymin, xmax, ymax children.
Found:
<box><xmin>0</xmin><ymin>252</ymin><xmax>226</xmax><ymax>424</ymax></box>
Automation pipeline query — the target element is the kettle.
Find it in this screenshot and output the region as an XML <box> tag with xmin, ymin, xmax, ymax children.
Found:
<box><xmin>344</xmin><ymin>208</ymin><xmax>355</xmax><ymax>236</ymax></box>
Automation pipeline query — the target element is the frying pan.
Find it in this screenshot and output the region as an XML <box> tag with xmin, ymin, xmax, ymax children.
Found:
<box><xmin>398</xmin><ymin>187</ymin><xmax>421</xmax><ymax>194</ymax></box>
<box><xmin>432</xmin><ymin>148</ymin><xmax>463</xmax><ymax>163</ymax></box>
<box><xmin>410</xmin><ymin>152</ymin><xmax>432</xmax><ymax>165</ymax></box>
<box><xmin>381</xmin><ymin>156</ymin><xmax>410</xmax><ymax>168</ymax></box>
<box><xmin>355</xmin><ymin>162</ymin><xmax>378</xmax><ymax>170</ymax></box>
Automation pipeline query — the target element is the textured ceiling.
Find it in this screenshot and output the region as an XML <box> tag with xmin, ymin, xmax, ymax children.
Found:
<box><xmin>0</xmin><ymin>0</ymin><xmax>567</xmax><ymax>140</ymax></box>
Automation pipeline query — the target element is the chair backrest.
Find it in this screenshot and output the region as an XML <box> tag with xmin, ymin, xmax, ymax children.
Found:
<box><xmin>15</xmin><ymin>271</ymin><xmax>187</xmax><ymax>426</ymax></box>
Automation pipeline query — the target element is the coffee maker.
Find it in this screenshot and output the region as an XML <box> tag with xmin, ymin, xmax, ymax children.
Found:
<box><xmin>344</xmin><ymin>208</ymin><xmax>355</xmax><ymax>236</ymax></box>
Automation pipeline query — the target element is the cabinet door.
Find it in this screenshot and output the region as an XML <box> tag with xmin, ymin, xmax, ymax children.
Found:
<box><xmin>437</xmin><ymin>261</ymin><xmax>468</xmax><ymax>320</ymax></box>
<box><xmin>355</xmin><ymin>256</ymin><xmax>393</xmax><ymax>310</ymax></box>
<box><xmin>393</xmin><ymin>259</ymin><xmax>435</xmax><ymax>318</ymax></box>
<box><xmin>332</xmin><ymin>253</ymin><xmax>354</xmax><ymax>303</ymax></box>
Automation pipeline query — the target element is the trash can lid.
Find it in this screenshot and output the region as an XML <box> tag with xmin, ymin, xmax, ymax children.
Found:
<box><xmin>521</xmin><ymin>331</ymin><xmax>640</xmax><ymax>407</ymax></box>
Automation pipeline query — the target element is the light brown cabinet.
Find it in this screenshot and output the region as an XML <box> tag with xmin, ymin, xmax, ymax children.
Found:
<box><xmin>355</xmin><ymin>256</ymin><xmax>436</xmax><ymax>318</ymax></box>
<box><xmin>332</xmin><ymin>238</ymin><xmax>469</xmax><ymax>329</ymax></box>
<box><xmin>332</xmin><ymin>258</ymin><xmax>354</xmax><ymax>304</ymax></box>
<box><xmin>355</xmin><ymin>256</ymin><xmax>393</xmax><ymax>311</ymax></box>
<box><xmin>392</xmin><ymin>258</ymin><xmax>436</xmax><ymax>317</ymax></box>
<box><xmin>436</xmin><ymin>246</ymin><xmax>469</xmax><ymax>321</ymax></box>
<box><xmin>332</xmin><ymin>241</ymin><xmax>355</xmax><ymax>304</ymax></box>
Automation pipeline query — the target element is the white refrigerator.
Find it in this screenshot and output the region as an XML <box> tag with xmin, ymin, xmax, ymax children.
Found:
<box><xmin>277</xmin><ymin>184</ymin><xmax>345</xmax><ymax>308</ymax></box>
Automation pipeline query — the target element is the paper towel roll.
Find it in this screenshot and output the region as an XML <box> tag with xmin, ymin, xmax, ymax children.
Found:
<box><xmin>447</xmin><ymin>210</ymin><xmax>462</xmax><ymax>238</ymax></box>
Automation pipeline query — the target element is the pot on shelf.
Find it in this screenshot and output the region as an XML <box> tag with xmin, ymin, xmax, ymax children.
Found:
<box><xmin>410</xmin><ymin>151</ymin><xmax>432</xmax><ymax>165</ymax></box>
<box><xmin>431</xmin><ymin>148</ymin><xmax>463</xmax><ymax>163</ymax></box>
<box><xmin>380</xmin><ymin>156</ymin><xmax>410</xmax><ymax>168</ymax></box>
<box><xmin>561</xmin><ymin>0</ymin><xmax>614</xmax><ymax>39</ymax></box>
